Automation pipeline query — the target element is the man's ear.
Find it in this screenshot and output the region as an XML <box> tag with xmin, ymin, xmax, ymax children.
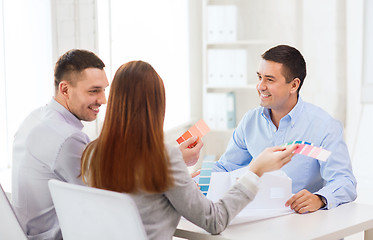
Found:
<box><xmin>58</xmin><ymin>81</ymin><xmax>70</xmax><ymax>99</ymax></box>
<box><xmin>290</xmin><ymin>78</ymin><xmax>300</xmax><ymax>94</ymax></box>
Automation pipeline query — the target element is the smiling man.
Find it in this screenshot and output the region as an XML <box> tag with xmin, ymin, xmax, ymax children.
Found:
<box><xmin>11</xmin><ymin>49</ymin><xmax>109</xmax><ymax>240</ymax></box>
<box><xmin>213</xmin><ymin>45</ymin><xmax>357</xmax><ymax>214</ymax></box>
<box><xmin>11</xmin><ymin>49</ymin><xmax>203</xmax><ymax>240</ymax></box>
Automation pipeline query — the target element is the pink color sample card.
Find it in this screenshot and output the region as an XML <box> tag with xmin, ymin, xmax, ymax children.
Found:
<box><xmin>283</xmin><ymin>141</ymin><xmax>332</xmax><ymax>162</ymax></box>
<box><xmin>176</xmin><ymin>119</ymin><xmax>210</xmax><ymax>147</ymax></box>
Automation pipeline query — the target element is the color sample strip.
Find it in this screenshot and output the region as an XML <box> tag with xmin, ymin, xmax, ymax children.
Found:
<box><xmin>301</xmin><ymin>145</ymin><xmax>313</xmax><ymax>155</ymax></box>
<box><xmin>176</xmin><ymin>119</ymin><xmax>211</xmax><ymax>147</ymax></box>
<box><xmin>282</xmin><ymin>141</ymin><xmax>331</xmax><ymax>162</ymax></box>
<box><xmin>199</xmin><ymin>156</ymin><xmax>215</xmax><ymax>196</ymax></box>
<box><xmin>294</xmin><ymin>144</ymin><xmax>305</xmax><ymax>154</ymax></box>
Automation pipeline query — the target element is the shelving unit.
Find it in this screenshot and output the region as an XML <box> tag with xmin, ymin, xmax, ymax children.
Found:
<box><xmin>201</xmin><ymin>0</ymin><xmax>300</xmax><ymax>158</ymax></box>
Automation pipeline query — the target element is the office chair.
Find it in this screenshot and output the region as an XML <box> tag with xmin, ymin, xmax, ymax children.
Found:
<box><xmin>0</xmin><ymin>184</ymin><xmax>28</xmax><ymax>240</ymax></box>
<box><xmin>48</xmin><ymin>179</ymin><xmax>148</xmax><ymax>240</ymax></box>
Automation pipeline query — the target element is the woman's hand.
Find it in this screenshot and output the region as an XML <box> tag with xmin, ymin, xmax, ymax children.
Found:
<box><xmin>249</xmin><ymin>145</ymin><xmax>298</xmax><ymax>177</ymax></box>
<box><xmin>179</xmin><ymin>136</ymin><xmax>204</xmax><ymax>166</ymax></box>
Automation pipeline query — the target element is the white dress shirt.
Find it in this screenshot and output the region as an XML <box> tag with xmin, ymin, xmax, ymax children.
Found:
<box><xmin>12</xmin><ymin>98</ymin><xmax>90</xmax><ymax>240</ymax></box>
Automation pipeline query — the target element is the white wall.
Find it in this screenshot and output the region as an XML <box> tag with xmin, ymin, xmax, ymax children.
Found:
<box><xmin>0</xmin><ymin>0</ymin><xmax>98</xmax><ymax>170</ymax></box>
<box><xmin>1</xmin><ymin>0</ymin><xmax>53</xmax><ymax>168</ymax></box>
<box><xmin>51</xmin><ymin>0</ymin><xmax>98</xmax><ymax>60</ymax></box>
<box><xmin>346</xmin><ymin>0</ymin><xmax>373</xmax><ymax>206</ymax></box>
<box><xmin>51</xmin><ymin>0</ymin><xmax>100</xmax><ymax>140</ymax></box>
<box><xmin>301</xmin><ymin>0</ymin><xmax>347</xmax><ymax>124</ymax></box>
<box><xmin>361</xmin><ymin>0</ymin><xmax>373</xmax><ymax>103</ymax></box>
<box><xmin>345</xmin><ymin>0</ymin><xmax>364</xmax><ymax>155</ymax></box>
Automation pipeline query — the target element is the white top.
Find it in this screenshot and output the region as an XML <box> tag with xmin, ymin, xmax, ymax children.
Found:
<box><xmin>130</xmin><ymin>144</ymin><xmax>260</xmax><ymax>240</ymax></box>
<box><xmin>12</xmin><ymin>98</ymin><xmax>90</xmax><ymax>240</ymax></box>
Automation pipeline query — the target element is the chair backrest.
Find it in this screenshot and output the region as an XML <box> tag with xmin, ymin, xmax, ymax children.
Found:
<box><xmin>0</xmin><ymin>184</ymin><xmax>28</xmax><ymax>240</ymax></box>
<box><xmin>48</xmin><ymin>180</ymin><xmax>147</xmax><ymax>240</ymax></box>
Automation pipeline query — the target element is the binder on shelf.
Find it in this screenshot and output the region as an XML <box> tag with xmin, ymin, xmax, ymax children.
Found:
<box><xmin>204</xmin><ymin>92</ymin><xmax>236</xmax><ymax>130</ymax></box>
<box><xmin>207</xmin><ymin>5</ymin><xmax>237</xmax><ymax>43</ymax></box>
<box><xmin>205</xmin><ymin>93</ymin><xmax>217</xmax><ymax>129</ymax></box>
<box><xmin>215</xmin><ymin>94</ymin><xmax>227</xmax><ymax>129</ymax></box>
<box><xmin>207</xmin><ymin>49</ymin><xmax>247</xmax><ymax>87</ymax></box>
<box><xmin>226</xmin><ymin>92</ymin><xmax>236</xmax><ymax>129</ymax></box>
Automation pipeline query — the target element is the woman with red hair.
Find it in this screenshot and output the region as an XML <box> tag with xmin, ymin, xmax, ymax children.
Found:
<box><xmin>81</xmin><ymin>60</ymin><xmax>296</xmax><ymax>240</ymax></box>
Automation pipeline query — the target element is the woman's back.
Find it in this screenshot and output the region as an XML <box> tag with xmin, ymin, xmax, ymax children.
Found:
<box><xmin>130</xmin><ymin>145</ymin><xmax>190</xmax><ymax>239</ymax></box>
<box><xmin>131</xmin><ymin>144</ymin><xmax>260</xmax><ymax>240</ymax></box>
<box><xmin>81</xmin><ymin>60</ymin><xmax>297</xmax><ymax>240</ymax></box>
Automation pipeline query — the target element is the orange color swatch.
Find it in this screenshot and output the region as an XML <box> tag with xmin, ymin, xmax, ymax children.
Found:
<box><xmin>176</xmin><ymin>119</ymin><xmax>210</xmax><ymax>146</ymax></box>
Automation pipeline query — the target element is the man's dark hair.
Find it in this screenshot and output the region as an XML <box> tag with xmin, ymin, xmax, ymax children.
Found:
<box><xmin>54</xmin><ymin>49</ymin><xmax>105</xmax><ymax>92</ymax></box>
<box><xmin>261</xmin><ymin>45</ymin><xmax>306</xmax><ymax>93</ymax></box>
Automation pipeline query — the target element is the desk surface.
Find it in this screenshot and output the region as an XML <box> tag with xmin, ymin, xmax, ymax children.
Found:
<box><xmin>175</xmin><ymin>202</ymin><xmax>373</xmax><ymax>240</ymax></box>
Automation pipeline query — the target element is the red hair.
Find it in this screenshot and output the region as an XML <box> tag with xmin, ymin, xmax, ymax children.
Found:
<box><xmin>81</xmin><ymin>61</ymin><xmax>173</xmax><ymax>193</ymax></box>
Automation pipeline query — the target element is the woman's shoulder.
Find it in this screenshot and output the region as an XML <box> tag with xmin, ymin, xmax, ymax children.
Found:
<box><xmin>164</xmin><ymin>143</ymin><xmax>196</xmax><ymax>191</ymax></box>
<box><xmin>165</xmin><ymin>143</ymin><xmax>190</xmax><ymax>176</ymax></box>
<box><xmin>165</xmin><ymin>143</ymin><xmax>182</xmax><ymax>160</ymax></box>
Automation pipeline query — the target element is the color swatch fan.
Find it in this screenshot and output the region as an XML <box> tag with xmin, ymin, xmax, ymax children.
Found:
<box><xmin>283</xmin><ymin>141</ymin><xmax>332</xmax><ymax>162</ymax></box>
<box><xmin>176</xmin><ymin>119</ymin><xmax>210</xmax><ymax>147</ymax></box>
<box><xmin>199</xmin><ymin>159</ymin><xmax>215</xmax><ymax>196</ymax></box>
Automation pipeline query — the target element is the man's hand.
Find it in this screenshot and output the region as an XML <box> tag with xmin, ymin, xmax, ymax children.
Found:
<box><xmin>285</xmin><ymin>189</ymin><xmax>325</xmax><ymax>213</ymax></box>
<box><xmin>179</xmin><ymin>136</ymin><xmax>204</xmax><ymax>166</ymax></box>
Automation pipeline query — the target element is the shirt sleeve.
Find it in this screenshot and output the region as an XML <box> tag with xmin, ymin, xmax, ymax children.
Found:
<box><xmin>166</xmin><ymin>146</ymin><xmax>259</xmax><ymax>235</ymax></box>
<box><xmin>314</xmin><ymin>119</ymin><xmax>357</xmax><ymax>209</ymax></box>
<box><xmin>214</xmin><ymin>113</ymin><xmax>253</xmax><ymax>172</ymax></box>
<box><xmin>53</xmin><ymin>132</ymin><xmax>88</xmax><ymax>185</ymax></box>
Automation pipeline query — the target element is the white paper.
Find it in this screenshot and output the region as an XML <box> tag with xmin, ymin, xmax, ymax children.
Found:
<box><xmin>206</xmin><ymin>172</ymin><xmax>231</xmax><ymax>201</ymax></box>
<box><xmin>207</xmin><ymin>169</ymin><xmax>294</xmax><ymax>224</ymax></box>
<box><xmin>231</xmin><ymin>208</ymin><xmax>293</xmax><ymax>225</ymax></box>
<box><xmin>245</xmin><ymin>170</ymin><xmax>292</xmax><ymax>210</ymax></box>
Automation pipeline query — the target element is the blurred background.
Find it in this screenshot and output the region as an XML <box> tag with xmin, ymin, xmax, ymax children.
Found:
<box><xmin>0</xmin><ymin>2</ymin><xmax>372</xmax><ymax>238</ymax></box>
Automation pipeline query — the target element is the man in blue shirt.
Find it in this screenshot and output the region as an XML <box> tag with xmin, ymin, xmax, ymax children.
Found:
<box><xmin>214</xmin><ymin>45</ymin><xmax>357</xmax><ymax>213</ymax></box>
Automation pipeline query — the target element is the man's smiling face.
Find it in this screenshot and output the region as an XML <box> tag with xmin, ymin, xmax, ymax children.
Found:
<box><xmin>256</xmin><ymin>59</ymin><xmax>295</xmax><ymax>114</ymax></box>
<box><xmin>65</xmin><ymin>68</ymin><xmax>109</xmax><ymax>121</ymax></box>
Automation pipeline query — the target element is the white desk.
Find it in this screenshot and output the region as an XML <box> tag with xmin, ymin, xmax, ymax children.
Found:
<box><xmin>174</xmin><ymin>202</ymin><xmax>373</xmax><ymax>240</ymax></box>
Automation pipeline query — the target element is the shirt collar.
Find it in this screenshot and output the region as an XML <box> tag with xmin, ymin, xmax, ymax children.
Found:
<box><xmin>48</xmin><ymin>98</ymin><xmax>84</xmax><ymax>130</ymax></box>
<box><xmin>261</xmin><ymin>107</ymin><xmax>272</xmax><ymax>123</ymax></box>
<box><xmin>260</xmin><ymin>96</ymin><xmax>304</xmax><ymax>127</ymax></box>
<box><xmin>287</xmin><ymin>96</ymin><xmax>304</xmax><ymax>127</ymax></box>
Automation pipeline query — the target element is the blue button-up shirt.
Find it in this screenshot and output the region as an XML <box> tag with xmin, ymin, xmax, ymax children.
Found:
<box><xmin>12</xmin><ymin>98</ymin><xmax>90</xmax><ymax>240</ymax></box>
<box><xmin>214</xmin><ymin>96</ymin><xmax>357</xmax><ymax>209</ymax></box>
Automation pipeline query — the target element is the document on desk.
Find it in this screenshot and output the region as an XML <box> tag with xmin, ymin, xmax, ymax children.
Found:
<box><xmin>207</xmin><ymin>168</ymin><xmax>294</xmax><ymax>225</ymax></box>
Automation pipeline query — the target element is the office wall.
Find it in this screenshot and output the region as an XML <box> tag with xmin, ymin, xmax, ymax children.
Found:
<box><xmin>300</xmin><ymin>0</ymin><xmax>347</xmax><ymax>125</ymax></box>
<box><xmin>51</xmin><ymin>0</ymin><xmax>100</xmax><ymax>141</ymax></box>
<box><xmin>345</xmin><ymin>0</ymin><xmax>364</xmax><ymax>154</ymax></box>
<box><xmin>0</xmin><ymin>0</ymin><xmax>53</xmax><ymax>168</ymax></box>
